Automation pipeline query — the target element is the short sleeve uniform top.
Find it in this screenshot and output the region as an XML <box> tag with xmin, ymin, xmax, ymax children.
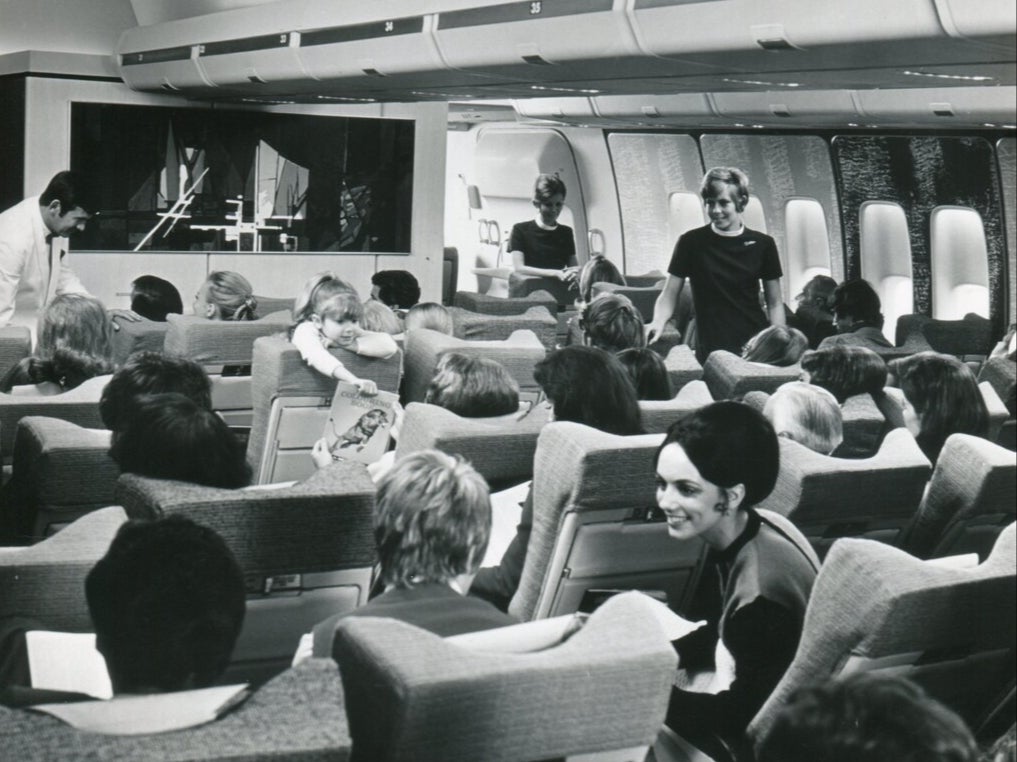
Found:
<box><xmin>509</xmin><ymin>220</ymin><xmax>576</xmax><ymax>270</ymax></box>
<box><xmin>668</xmin><ymin>225</ymin><xmax>782</xmax><ymax>359</ymax></box>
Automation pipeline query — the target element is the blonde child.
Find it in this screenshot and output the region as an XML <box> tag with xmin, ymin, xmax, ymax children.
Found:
<box><xmin>290</xmin><ymin>272</ymin><xmax>397</xmax><ymax>396</ymax></box>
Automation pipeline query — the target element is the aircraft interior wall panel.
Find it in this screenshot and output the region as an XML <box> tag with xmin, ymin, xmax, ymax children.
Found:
<box><xmin>832</xmin><ymin>136</ymin><xmax>1007</xmax><ymax>336</ymax></box>
<box><xmin>994</xmin><ymin>138</ymin><xmax>1016</xmax><ymax>323</ymax></box>
<box><xmin>606</xmin><ymin>133</ymin><xmax>704</xmax><ymax>277</ymax></box>
<box><xmin>699</xmin><ymin>134</ymin><xmax>844</xmax><ymax>296</ymax></box>
<box><xmin>69</xmin><ymin>253</ymin><xmax>210</xmax><ymax>313</ymax></box>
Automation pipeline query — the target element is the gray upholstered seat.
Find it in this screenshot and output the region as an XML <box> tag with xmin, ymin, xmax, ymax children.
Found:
<box><xmin>640</xmin><ymin>379</ymin><xmax>712</xmax><ymax>434</ymax></box>
<box><xmin>109</xmin><ymin>316</ymin><xmax>169</xmax><ymax>365</ymax></box>
<box><xmin>510</xmin><ymin>422</ymin><xmax>704</xmax><ymax>622</ymax></box>
<box><xmin>899</xmin><ymin>433</ymin><xmax>1016</xmax><ymax>561</ymax></box>
<box><xmin>448</xmin><ymin>305</ymin><xmax>557</xmax><ymax>351</ymax></box>
<box><xmin>334</xmin><ymin>591</ymin><xmax>678</xmax><ymax>762</ymax></box>
<box><xmin>0</xmin><ymin>325</ymin><xmax>32</xmax><ymax>380</ymax></box>
<box><xmin>895</xmin><ymin>312</ymin><xmax>995</xmax><ymax>359</ymax></box>
<box><xmin>662</xmin><ymin>344</ymin><xmax>704</xmax><ymax>393</ymax></box>
<box><xmin>702</xmin><ymin>350</ymin><xmax>802</xmax><ymax>400</ymax></box>
<box><xmin>453</xmin><ymin>288</ymin><xmax>558</xmax><ymax>317</ymax></box>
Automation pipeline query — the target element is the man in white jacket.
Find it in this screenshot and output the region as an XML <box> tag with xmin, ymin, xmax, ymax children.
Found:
<box><xmin>0</xmin><ymin>171</ymin><xmax>94</xmax><ymax>330</ymax></box>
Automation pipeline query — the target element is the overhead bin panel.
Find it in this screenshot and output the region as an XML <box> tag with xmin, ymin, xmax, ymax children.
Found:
<box><xmin>514</xmin><ymin>97</ymin><xmax>596</xmax><ymax>121</ymax></box>
<box><xmin>198</xmin><ymin>32</ymin><xmax>306</xmax><ymax>88</ymax></box>
<box><xmin>711</xmin><ymin>90</ymin><xmax>860</xmax><ymax>125</ymax></box>
<box><xmin>857</xmin><ymin>87</ymin><xmax>1017</xmax><ymax>125</ymax></box>
<box><xmin>934</xmin><ymin>0</ymin><xmax>1016</xmax><ymax>50</ymax></box>
<box><xmin>119</xmin><ymin>43</ymin><xmax>210</xmax><ymax>92</ymax></box>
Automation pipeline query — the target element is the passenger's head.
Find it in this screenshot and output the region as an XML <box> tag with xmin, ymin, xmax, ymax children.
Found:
<box><xmin>374</xmin><ymin>450</ymin><xmax>491</xmax><ymax>590</ymax></box>
<box><xmin>700</xmin><ymin>167</ymin><xmax>750</xmax><ymax>213</ymax></box>
<box><xmin>293</xmin><ymin>271</ymin><xmax>357</xmax><ymax>324</ymax></box>
<box><xmin>403</xmin><ymin>302</ymin><xmax>453</xmax><ymax>335</ymax></box>
<box><xmin>832</xmin><ymin>278</ymin><xmax>884</xmax><ymax>332</ymax></box>
<box><xmin>757</xmin><ymin>673</ymin><xmax>979</xmax><ymax>762</ymax></box>
<box><xmin>890</xmin><ymin>351</ymin><xmax>989</xmax><ymax>461</ymax></box>
<box><xmin>797</xmin><ymin>275</ymin><xmax>838</xmax><ymax>313</ymax></box>
<box><xmin>361</xmin><ymin>299</ymin><xmax>403</xmax><ymax>335</ymax></box>
<box><xmin>581</xmin><ymin>292</ymin><xmax>646</xmax><ymax>353</ymax></box>
<box><xmin>532</xmin><ymin>173</ymin><xmax>567</xmax><ymax>226</ymax></box>
<box><xmin>534</xmin><ymin>345</ymin><xmax>643</xmax><ymax>435</ymax></box>
<box><xmin>100</xmin><ymin>353</ymin><xmax>211</xmax><ymax>433</ymax></box>
<box><xmin>577</xmin><ymin>255</ymin><xmax>626</xmax><ymax>304</ymax></box>
<box><xmin>21</xmin><ymin>293</ymin><xmax>115</xmax><ymax>391</ymax></box>
<box><xmin>424</xmin><ymin>352</ymin><xmax>520</xmax><ymax>418</ymax></box>
<box><xmin>85</xmin><ymin>516</ymin><xmax>245</xmax><ymax>695</ymax></box>
<box><xmin>39</xmin><ymin>170</ymin><xmax>95</xmax><ymax>237</ymax></box>
<box><xmin>656</xmin><ymin>401</ymin><xmax>779</xmax><ymax>517</ymax></box>
<box><xmin>764</xmin><ymin>382</ymin><xmax>844</xmax><ymax>455</ymax></box>
<box><xmin>109</xmin><ymin>392</ymin><xmax>251</xmax><ymax>488</ymax></box>
<box><xmin>617</xmin><ymin>347</ymin><xmax>672</xmax><ymax>401</ymax></box>
<box><xmin>370</xmin><ymin>270</ymin><xmax>420</xmax><ymax>310</ymax></box>
<box><xmin>312</xmin><ymin>290</ymin><xmax>365</xmax><ymax>350</ymax></box>
<box><xmin>800</xmin><ymin>345</ymin><xmax>888</xmax><ymax>403</ymax></box>
<box><xmin>742</xmin><ymin>325</ymin><xmax>809</xmax><ymax>367</ymax></box>
<box><xmin>194</xmin><ymin>271</ymin><xmax>257</xmax><ymax>321</ymax></box>
<box><xmin>130</xmin><ymin>275</ymin><xmax>184</xmax><ymax>322</ymax></box>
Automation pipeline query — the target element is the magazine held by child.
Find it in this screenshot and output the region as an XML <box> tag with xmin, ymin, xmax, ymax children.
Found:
<box><xmin>322</xmin><ymin>381</ymin><xmax>399</xmax><ymax>465</ymax></box>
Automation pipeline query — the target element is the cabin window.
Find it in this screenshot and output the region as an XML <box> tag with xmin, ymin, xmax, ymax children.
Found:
<box><xmin>930</xmin><ymin>206</ymin><xmax>990</xmax><ymax>320</ymax></box>
<box><xmin>859</xmin><ymin>200</ymin><xmax>913</xmax><ymax>342</ymax></box>
<box><xmin>784</xmin><ymin>197</ymin><xmax>832</xmax><ymax>299</ymax></box>
<box><xmin>69</xmin><ymin>103</ymin><xmax>414</xmax><ymax>253</ymax></box>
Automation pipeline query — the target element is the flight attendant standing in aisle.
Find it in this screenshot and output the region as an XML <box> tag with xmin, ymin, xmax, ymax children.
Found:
<box><xmin>645</xmin><ymin>167</ymin><xmax>785</xmax><ymax>364</ymax></box>
<box><xmin>508</xmin><ymin>173</ymin><xmax>579</xmax><ymax>289</ymax></box>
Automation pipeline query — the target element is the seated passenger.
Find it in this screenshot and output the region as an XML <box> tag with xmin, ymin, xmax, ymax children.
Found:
<box><xmin>818</xmin><ymin>278</ymin><xmax>894</xmax><ymax>351</ymax></box>
<box><xmin>741</xmin><ymin>324</ymin><xmax>808</xmax><ymax>367</ymax></box>
<box><xmin>509</xmin><ymin>173</ymin><xmax>578</xmax><ymax>287</ymax></box>
<box><xmin>581</xmin><ymin>292</ymin><xmax>646</xmax><ymax>353</ymax></box>
<box><xmin>424</xmin><ymin>352</ymin><xmax>520</xmax><ymax>419</ymax></box>
<box><xmin>0</xmin><ymin>515</ymin><xmax>245</xmax><ymax>707</ymax></box>
<box><xmin>402</xmin><ymin>301</ymin><xmax>453</xmax><ymax>335</ymax></box>
<box><xmin>890</xmin><ymin>351</ymin><xmax>989</xmax><ymax>464</ymax></box>
<box><xmin>0</xmin><ymin>293</ymin><xmax>115</xmax><ymax>394</ymax></box>
<box><xmin>756</xmin><ymin>673</ymin><xmax>978</xmax><ymax>762</ymax></box>
<box><xmin>658</xmin><ymin>402</ymin><xmax>818</xmax><ymax>757</ymax></box>
<box><xmin>99</xmin><ymin>352</ymin><xmax>212</xmax><ymax>435</ymax></box>
<box><xmin>763</xmin><ymin>381</ymin><xmax>843</xmax><ymax>455</ymax></box>
<box><xmin>789</xmin><ymin>274</ymin><xmax>837</xmax><ymax>348</ymax></box>
<box><xmin>799</xmin><ymin>345</ymin><xmax>888</xmax><ymax>404</ymax></box>
<box><xmin>289</xmin><ymin>272</ymin><xmax>397</xmax><ymax>394</ymax></box>
<box><xmin>109</xmin><ymin>392</ymin><xmax>251</xmax><ymax>488</ymax></box>
<box><xmin>129</xmin><ymin>275</ymin><xmax>183</xmax><ymax>322</ymax></box>
<box><xmin>307</xmin><ymin>450</ymin><xmax>516</xmax><ymax>659</ymax></box>
<box><xmin>361</xmin><ymin>299</ymin><xmax>403</xmax><ymax>336</ymax></box>
<box><xmin>470</xmin><ymin>345</ymin><xmax>643</xmax><ymax>611</ymax></box>
<box><xmin>370</xmin><ymin>269</ymin><xmax>421</xmax><ymax>312</ymax></box>
<box><xmin>193</xmin><ymin>270</ymin><xmax>258</xmax><ymax>321</ymax></box>
<box><xmin>576</xmin><ymin>254</ymin><xmax>625</xmax><ymax>306</ymax></box>
<box><xmin>617</xmin><ymin>347</ymin><xmax>673</xmax><ymax>401</ymax></box>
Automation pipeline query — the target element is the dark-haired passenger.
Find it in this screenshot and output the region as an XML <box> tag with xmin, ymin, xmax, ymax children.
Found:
<box><xmin>130</xmin><ymin>275</ymin><xmax>183</xmax><ymax>322</ymax></box>
<box><xmin>305</xmin><ymin>450</ymin><xmax>516</xmax><ymax>660</ymax></box>
<box><xmin>109</xmin><ymin>392</ymin><xmax>251</xmax><ymax>488</ymax></box>
<box><xmin>657</xmin><ymin>401</ymin><xmax>818</xmax><ymax>757</ymax></box>
<box><xmin>818</xmin><ymin>278</ymin><xmax>894</xmax><ymax>351</ymax></box>
<box><xmin>99</xmin><ymin>352</ymin><xmax>212</xmax><ymax>435</ymax></box>
<box><xmin>370</xmin><ymin>269</ymin><xmax>421</xmax><ymax>312</ymax></box>
<box><xmin>618</xmin><ymin>347</ymin><xmax>673</xmax><ymax>401</ymax></box>
<box><xmin>756</xmin><ymin>673</ymin><xmax>978</xmax><ymax>762</ymax></box>
<box><xmin>790</xmin><ymin>274</ymin><xmax>837</xmax><ymax>348</ymax></box>
<box><xmin>799</xmin><ymin>344</ymin><xmax>888</xmax><ymax>404</ymax></box>
<box><xmin>470</xmin><ymin>345</ymin><xmax>643</xmax><ymax>611</ymax></box>
<box><xmin>581</xmin><ymin>292</ymin><xmax>646</xmax><ymax>353</ymax></box>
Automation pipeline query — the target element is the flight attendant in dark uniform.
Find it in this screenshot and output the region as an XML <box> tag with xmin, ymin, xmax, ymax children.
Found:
<box><xmin>646</xmin><ymin>167</ymin><xmax>785</xmax><ymax>364</ymax></box>
<box><xmin>508</xmin><ymin>173</ymin><xmax>578</xmax><ymax>288</ymax></box>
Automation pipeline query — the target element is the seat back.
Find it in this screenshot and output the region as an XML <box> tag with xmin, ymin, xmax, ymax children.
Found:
<box><xmin>164</xmin><ymin>311</ymin><xmax>292</xmax><ymax>426</ymax></box>
<box><xmin>978</xmin><ymin>356</ymin><xmax>1016</xmax><ymax>418</ymax></box>
<box><xmin>591</xmin><ymin>280</ymin><xmax>663</xmax><ymax>322</ymax></box>
<box><xmin>248</xmin><ymin>335</ymin><xmax>402</xmax><ymax>485</ymax></box>
<box><xmin>334</xmin><ymin>591</ymin><xmax>677</xmax><ymax>762</ymax></box>
<box><xmin>0</xmin><ymin>326</ymin><xmax>32</xmax><ymax>379</ymax></box>
<box><xmin>640</xmin><ymin>379</ymin><xmax>712</xmax><ymax>434</ymax></box>
<box><xmin>0</xmin><ymin>659</ymin><xmax>350</xmax><ymax>761</ymax></box>
<box><xmin>895</xmin><ymin>312</ymin><xmax>995</xmax><ymax>358</ymax></box>
<box><xmin>402</xmin><ymin>328</ymin><xmax>546</xmax><ymax>405</ymax></box>
<box><xmin>900</xmin><ymin>433</ymin><xmax>1017</xmax><ymax>561</ymax></box>
<box><xmin>750</xmin><ymin>527</ymin><xmax>1017</xmax><ymax>747</ymax></box>
<box><xmin>0</xmin><ymin>506</ymin><xmax>127</xmax><ymax>631</ymax></box>
<box><xmin>508</xmin><ymin>271</ymin><xmax>574</xmax><ymax>306</ymax></box>
<box><xmin>109</xmin><ymin>317</ymin><xmax>169</xmax><ymax>365</ymax></box>
<box><xmin>981</xmin><ymin>380</ymin><xmax>1011</xmax><ymax>443</ymax></box>
<box><xmin>756</xmin><ymin>428</ymin><xmax>932</xmax><ymax>556</ymax></box>
<box><xmin>6</xmin><ymin>417</ymin><xmax>115</xmax><ymax>540</ymax></box>
<box><xmin>448</xmin><ymin>305</ymin><xmax>557</xmax><ymax>351</ymax></box>
<box><xmin>662</xmin><ymin>344</ymin><xmax>705</xmax><ymax>394</ymax></box>
<box><xmin>115</xmin><ymin>466</ymin><xmax>377</xmax><ymax>683</ymax></box>
<box><xmin>253</xmin><ymin>295</ymin><xmax>293</xmax><ymax>317</ymax></box>
<box><xmin>0</xmin><ymin>375</ymin><xmax>109</xmax><ymax>461</ymax></box>
<box><xmin>452</xmin><ymin>289</ymin><xmax>558</xmax><ymax>317</ymax></box>
<box><xmin>510</xmin><ymin>422</ymin><xmax>704</xmax><ymax>622</ymax></box>
<box><xmin>702</xmin><ymin>350</ymin><xmax>802</xmax><ymax>400</ymax></box>
<box><xmin>395</xmin><ymin>402</ymin><xmax>547</xmax><ymax>488</ymax></box>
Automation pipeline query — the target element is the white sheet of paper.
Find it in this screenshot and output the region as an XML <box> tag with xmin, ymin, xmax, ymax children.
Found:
<box><xmin>32</xmin><ymin>684</ymin><xmax>250</xmax><ymax>735</ymax></box>
<box><xmin>26</xmin><ymin>631</ymin><xmax>112</xmax><ymax>700</ymax></box>
<box><xmin>638</xmin><ymin>594</ymin><xmax>707</xmax><ymax>642</ymax></box>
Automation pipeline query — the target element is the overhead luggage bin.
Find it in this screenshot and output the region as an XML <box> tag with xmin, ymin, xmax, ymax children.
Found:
<box><xmin>934</xmin><ymin>0</ymin><xmax>1016</xmax><ymax>50</ymax></box>
<box><xmin>592</xmin><ymin>93</ymin><xmax>730</xmax><ymax>127</ymax></box>
<box><xmin>856</xmin><ymin>86</ymin><xmax>1017</xmax><ymax>126</ymax></box>
<box><xmin>514</xmin><ymin>97</ymin><xmax>597</xmax><ymax>121</ymax></box>
<box><xmin>198</xmin><ymin>31</ymin><xmax>306</xmax><ymax>90</ymax></box>
<box><xmin>118</xmin><ymin>39</ymin><xmax>211</xmax><ymax>93</ymax></box>
<box><xmin>711</xmin><ymin>90</ymin><xmax>861</xmax><ymax>126</ymax></box>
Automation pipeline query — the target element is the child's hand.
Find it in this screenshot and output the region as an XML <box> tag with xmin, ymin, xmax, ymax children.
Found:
<box><xmin>354</xmin><ymin>378</ymin><xmax>378</xmax><ymax>396</ymax></box>
<box><xmin>311</xmin><ymin>438</ymin><xmax>333</xmax><ymax>470</ymax></box>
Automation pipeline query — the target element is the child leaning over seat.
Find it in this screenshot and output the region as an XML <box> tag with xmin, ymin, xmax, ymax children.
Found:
<box><xmin>289</xmin><ymin>272</ymin><xmax>397</xmax><ymax>396</ymax></box>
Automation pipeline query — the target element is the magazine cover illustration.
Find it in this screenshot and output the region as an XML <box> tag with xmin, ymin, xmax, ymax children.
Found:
<box><xmin>322</xmin><ymin>381</ymin><xmax>398</xmax><ymax>465</ymax></box>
